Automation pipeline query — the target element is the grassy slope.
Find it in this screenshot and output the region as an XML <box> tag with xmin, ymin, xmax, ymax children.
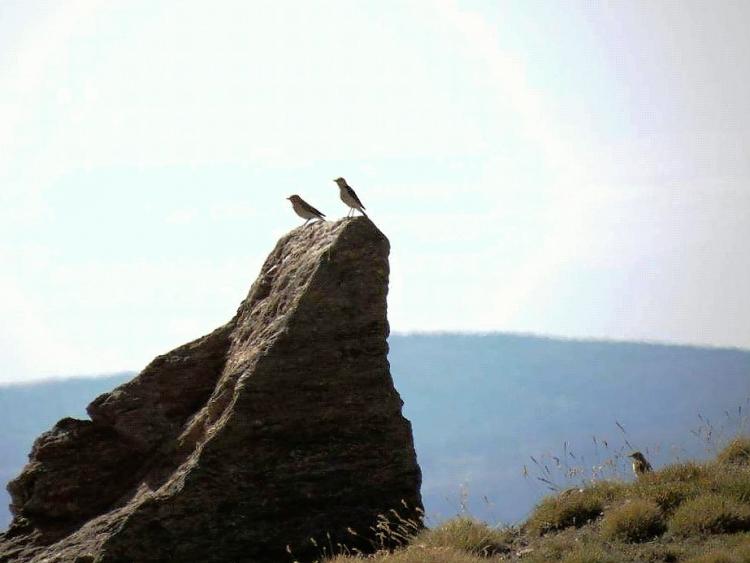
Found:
<box><xmin>324</xmin><ymin>437</ymin><xmax>750</xmax><ymax>563</ymax></box>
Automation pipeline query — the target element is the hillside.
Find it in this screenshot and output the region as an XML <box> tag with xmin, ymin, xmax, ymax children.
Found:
<box><xmin>391</xmin><ymin>334</ymin><xmax>749</xmax><ymax>523</ymax></box>
<box><xmin>326</xmin><ymin>437</ymin><xmax>750</xmax><ymax>562</ymax></box>
<box><xmin>1</xmin><ymin>335</ymin><xmax>749</xmax><ymax>531</ymax></box>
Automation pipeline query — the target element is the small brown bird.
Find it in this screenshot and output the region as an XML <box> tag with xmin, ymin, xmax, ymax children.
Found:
<box><xmin>286</xmin><ymin>195</ymin><xmax>325</xmax><ymax>225</ymax></box>
<box><xmin>334</xmin><ymin>177</ymin><xmax>367</xmax><ymax>217</ymax></box>
<box><xmin>628</xmin><ymin>451</ymin><xmax>653</xmax><ymax>476</ymax></box>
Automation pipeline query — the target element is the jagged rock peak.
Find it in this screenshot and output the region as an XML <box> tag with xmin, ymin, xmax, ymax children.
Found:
<box><xmin>1</xmin><ymin>217</ymin><xmax>423</xmax><ymax>563</ymax></box>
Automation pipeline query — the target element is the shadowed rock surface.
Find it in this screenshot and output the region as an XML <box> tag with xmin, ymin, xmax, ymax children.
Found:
<box><xmin>0</xmin><ymin>217</ymin><xmax>422</xmax><ymax>563</ymax></box>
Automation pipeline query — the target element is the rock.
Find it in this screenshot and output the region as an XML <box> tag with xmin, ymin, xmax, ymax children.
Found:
<box><xmin>0</xmin><ymin>217</ymin><xmax>423</xmax><ymax>562</ymax></box>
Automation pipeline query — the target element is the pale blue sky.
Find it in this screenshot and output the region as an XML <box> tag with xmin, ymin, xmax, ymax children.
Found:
<box><xmin>1</xmin><ymin>1</ymin><xmax>749</xmax><ymax>382</ymax></box>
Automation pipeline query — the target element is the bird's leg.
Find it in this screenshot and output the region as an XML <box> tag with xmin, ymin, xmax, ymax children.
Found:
<box><xmin>304</xmin><ymin>218</ymin><xmax>311</xmax><ymax>226</ymax></box>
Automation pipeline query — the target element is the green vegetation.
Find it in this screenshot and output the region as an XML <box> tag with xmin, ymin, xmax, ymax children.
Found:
<box><xmin>558</xmin><ymin>546</ymin><xmax>623</xmax><ymax>563</ymax></box>
<box><xmin>411</xmin><ymin>517</ymin><xmax>510</xmax><ymax>555</ymax></box>
<box><xmin>670</xmin><ymin>494</ymin><xmax>750</xmax><ymax>536</ymax></box>
<box><xmin>684</xmin><ymin>540</ymin><xmax>750</xmax><ymax>562</ymax></box>
<box><xmin>601</xmin><ymin>499</ymin><xmax>666</xmax><ymax>542</ymax></box>
<box><xmin>326</xmin><ymin>547</ymin><xmax>488</xmax><ymax>563</ymax></box>
<box><xmin>619</xmin><ymin>462</ymin><xmax>708</xmax><ymax>515</ymax></box>
<box><xmin>322</xmin><ymin>437</ymin><xmax>750</xmax><ymax>562</ymax></box>
<box><xmin>718</xmin><ymin>438</ymin><xmax>750</xmax><ymax>466</ymax></box>
<box><xmin>526</xmin><ymin>488</ymin><xmax>604</xmax><ymax>535</ymax></box>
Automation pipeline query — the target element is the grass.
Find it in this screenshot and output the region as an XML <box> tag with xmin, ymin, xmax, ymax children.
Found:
<box><xmin>411</xmin><ymin>517</ymin><xmax>510</xmax><ymax>555</ymax></box>
<box><xmin>629</xmin><ymin>462</ymin><xmax>709</xmax><ymax>514</ymax></box>
<box><xmin>559</xmin><ymin>547</ymin><xmax>624</xmax><ymax>563</ymax></box>
<box><xmin>600</xmin><ymin>498</ymin><xmax>666</xmax><ymax>542</ymax></box>
<box><xmin>525</xmin><ymin>488</ymin><xmax>603</xmax><ymax>535</ymax></box>
<box><xmin>718</xmin><ymin>438</ymin><xmax>750</xmax><ymax>466</ymax></box>
<box><xmin>712</xmin><ymin>468</ymin><xmax>750</xmax><ymax>504</ymax></box>
<box><xmin>326</xmin><ymin>547</ymin><xmax>489</xmax><ymax>563</ymax></box>
<box><xmin>684</xmin><ymin>539</ymin><xmax>750</xmax><ymax>562</ymax></box>
<box><xmin>670</xmin><ymin>494</ymin><xmax>750</xmax><ymax>536</ymax></box>
<box><xmin>322</xmin><ymin>435</ymin><xmax>750</xmax><ymax>563</ymax></box>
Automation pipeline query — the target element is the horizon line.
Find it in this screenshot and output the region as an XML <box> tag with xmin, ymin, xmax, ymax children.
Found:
<box><xmin>390</xmin><ymin>329</ymin><xmax>750</xmax><ymax>353</ymax></box>
<box><xmin>2</xmin><ymin>330</ymin><xmax>748</xmax><ymax>387</ymax></box>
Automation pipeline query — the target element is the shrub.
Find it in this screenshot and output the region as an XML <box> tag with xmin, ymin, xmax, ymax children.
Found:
<box><xmin>413</xmin><ymin>517</ymin><xmax>510</xmax><ymax>555</ymax></box>
<box><xmin>734</xmin><ymin>543</ymin><xmax>750</xmax><ymax>562</ymax></box>
<box><xmin>719</xmin><ymin>438</ymin><xmax>750</xmax><ymax>466</ymax></box>
<box><xmin>633</xmin><ymin>480</ymin><xmax>701</xmax><ymax>514</ymax></box>
<box><xmin>601</xmin><ymin>499</ymin><xmax>666</xmax><ymax>542</ymax></box>
<box><xmin>560</xmin><ymin>545</ymin><xmax>624</xmax><ymax>563</ymax></box>
<box><xmin>711</xmin><ymin>468</ymin><xmax>750</xmax><ymax>504</ymax></box>
<box><xmin>587</xmin><ymin>480</ymin><xmax>627</xmax><ymax>502</ymax></box>
<box><xmin>685</xmin><ymin>553</ymin><xmax>737</xmax><ymax>563</ymax></box>
<box><xmin>653</xmin><ymin>462</ymin><xmax>711</xmax><ymax>484</ymax></box>
<box><xmin>685</xmin><ymin>542</ymin><xmax>750</xmax><ymax>563</ymax></box>
<box><xmin>670</xmin><ymin>494</ymin><xmax>750</xmax><ymax>536</ymax></box>
<box><xmin>326</xmin><ymin>547</ymin><xmax>489</xmax><ymax>562</ymax></box>
<box><xmin>527</xmin><ymin>490</ymin><xmax>603</xmax><ymax>535</ymax></box>
<box><xmin>629</xmin><ymin>462</ymin><xmax>711</xmax><ymax>514</ymax></box>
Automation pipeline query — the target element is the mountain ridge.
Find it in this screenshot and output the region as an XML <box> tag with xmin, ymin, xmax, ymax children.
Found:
<box><xmin>4</xmin><ymin>331</ymin><xmax>746</xmax><ymax>389</ymax></box>
<box><xmin>3</xmin><ymin>332</ymin><xmax>748</xmax><ymax>533</ymax></box>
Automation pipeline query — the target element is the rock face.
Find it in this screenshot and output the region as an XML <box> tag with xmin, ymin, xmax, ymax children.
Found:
<box><xmin>0</xmin><ymin>218</ymin><xmax>423</xmax><ymax>563</ymax></box>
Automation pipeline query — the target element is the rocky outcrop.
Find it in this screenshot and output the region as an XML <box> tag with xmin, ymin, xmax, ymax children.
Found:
<box><xmin>0</xmin><ymin>217</ymin><xmax>423</xmax><ymax>563</ymax></box>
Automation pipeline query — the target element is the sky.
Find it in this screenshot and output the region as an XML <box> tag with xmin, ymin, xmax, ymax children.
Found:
<box><xmin>1</xmin><ymin>0</ymin><xmax>749</xmax><ymax>382</ymax></box>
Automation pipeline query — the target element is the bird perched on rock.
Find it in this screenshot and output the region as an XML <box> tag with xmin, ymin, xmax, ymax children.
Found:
<box><xmin>334</xmin><ymin>177</ymin><xmax>367</xmax><ymax>217</ymax></box>
<box><xmin>628</xmin><ymin>451</ymin><xmax>653</xmax><ymax>477</ymax></box>
<box><xmin>286</xmin><ymin>195</ymin><xmax>325</xmax><ymax>225</ymax></box>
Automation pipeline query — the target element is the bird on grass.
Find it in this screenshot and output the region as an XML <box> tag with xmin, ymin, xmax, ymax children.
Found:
<box><xmin>334</xmin><ymin>177</ymin><xmax>367</xmax><ymax>217</ymax></box>
<box><xmin>628</xmin><ymin>451</ymin><xmax>653</xmax><ymax>477</ymax></box>
<box><xmin>286</xmin><ymin>195</ymin><xmax>326</xmax><ymax>225</ymax></box>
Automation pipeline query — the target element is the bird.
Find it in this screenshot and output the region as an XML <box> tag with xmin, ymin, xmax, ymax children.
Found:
<box><xmin>628</xmin><ymin>451</ymin><xmax>653</xmax><ymax>477</ymax></box>
<box><xmin>333</xmin><ymin>177</ymin><xmax>367</xmax><ymax>217</ymax></box>
<box><xmin>286</xmin><ymin>195</ymin><xmax>326</xmax><ymax>225</ymax></box>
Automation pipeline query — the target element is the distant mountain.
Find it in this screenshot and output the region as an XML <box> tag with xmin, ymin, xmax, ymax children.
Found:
<box><xmin>1</xmin><ymin>335</ymin><xmax>749</xmax><ymax>530</ymax></box>
<box><xmin>0</xmin><ymin>373</ymin><xmax>133</xmax><ymax>530</ymax></box>
<box><xmin>390</xmin><ymin>334</ymin><xmax>750</xmax><ymax>524</ymax></box>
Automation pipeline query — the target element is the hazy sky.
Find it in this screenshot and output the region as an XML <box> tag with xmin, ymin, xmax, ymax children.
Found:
<box><xmin>1</xmin><ymin>0</ymin><xmax>749</xmax><ymax>382</ymax></box>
